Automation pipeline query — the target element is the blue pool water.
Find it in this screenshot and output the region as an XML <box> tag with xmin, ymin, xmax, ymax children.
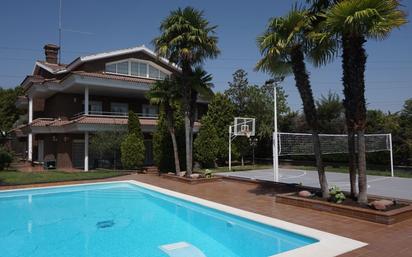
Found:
<box><xmin>0</xmin><ymin>182</ymin><xmax>317</xmax><ymax>257</ymax></box>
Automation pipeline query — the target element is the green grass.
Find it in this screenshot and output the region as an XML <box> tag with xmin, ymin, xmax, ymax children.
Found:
<box><xmin>0</xmin><ymin>170</ymin><xmax>131</xmax><ymax>186</ymax></box>
<box><xmin>204</xmin><ymin>164</ymin><xmax>412</xmax><ymax>178</ymax></box>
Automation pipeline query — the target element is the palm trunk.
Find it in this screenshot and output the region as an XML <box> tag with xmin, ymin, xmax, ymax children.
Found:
<box><xmin>347</xmin><ymin>130</ymin><xmax>357</xmax><ymax>197</ymax></box>
<box><xmin>181</xmin><ymin>64</ymin><xmax>193</xmax><ymax>176</ymax></box>
<box><xmin>290</xmin><ymin>46</ymin><xmax>329</xmax><ymax>198</ymax></box>
<box><xmin>357</xmin><ymin>130</ymin><xmax>367</xmax><ymax>203</ymax></box>
<box><xmin>184</xmin><ymin>110</ymin><xmax>192</xmax><ymax>175</ymax></box>
<box><xmin>342</xmin><ymin>34</ymin><xmax>358</xmax><ymax>198</ymax></box>
<box><xmin>342</xmin><ymin>34</ymin><xmax>368</xmax><ymax>204</ymax></box>
<box><xmin>170</xmin><ymin>131</ymin><xmax>181</xmax><ymax>175</ymax></box>
<box><xmin>165</xmin><ymin>107</ymin><xmax>181</xmax><ymax>175</ymax></box>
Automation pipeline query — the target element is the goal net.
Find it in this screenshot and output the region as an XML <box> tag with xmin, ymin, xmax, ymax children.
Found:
<box><xmin>277</xmin><ymin>132</ymin><xmax>394</xmax><ymax>176</ymax></box>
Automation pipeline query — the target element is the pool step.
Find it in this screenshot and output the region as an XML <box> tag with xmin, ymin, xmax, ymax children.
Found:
<box><xmin>160</xmin><ymin>242</ymin><xmax>206</xmax><ymax>257</ymax></box>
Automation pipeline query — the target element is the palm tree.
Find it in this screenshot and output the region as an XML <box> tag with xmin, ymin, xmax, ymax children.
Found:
<box><xmin>147</xmin><ymin>79</ymin><xmax>181</xmax><ymax>175</ymax></box>
<box><xmin>321</xmin><ymin>0</ymin><xmax>407</xmax><ymax>203</ymax></box>
<box><xmin>256</xmin><ymin>8</ymin><xmax>334</xmax><ymax>198</ymax></box>
<box><xmin>188</xmin><ymin>67</ymin><xmax>214</xmax><ymax>132</ymax></box>
<box><xmin>308</xmin><ymin>0</ymin><xmax>358</xmax><ymax>198</ymax></box>
<box><xmin>153</xmin><ymin>7</ymin><xmax>220</xmax><ymax>175</ymax></box>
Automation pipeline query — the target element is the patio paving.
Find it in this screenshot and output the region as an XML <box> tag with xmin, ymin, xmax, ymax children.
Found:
<box><xmin>1</xmin><ymin>173</ymin><xmax>411</xmax><ymax>257</ymax></box>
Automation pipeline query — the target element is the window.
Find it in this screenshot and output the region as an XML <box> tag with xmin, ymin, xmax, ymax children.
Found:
<box><xmin>149</xmin><ymin>64</ymin><xmax>160</xmax><ymax>79</ymax></box>
<box><xmin>110</xmin><ymin>102</ymin><xmax>128</xmax><ymax>114</ymax></box>
<box><xmin>82</xmin><ymin>101</ymin><xmax>102</xmax><ymax>114</ymax></box>
<box><xmin>142</xmin><ymin>104</ymin><xmax>158</xmax><ymax>117</ymax></box>
<box><xmin>90</xmin><ymin>101</ymin><xmax>103</xmax><ymax>113</ymax></box>
<box><xmin>105</xmin><ymin>59</ymin><xmax>170</xmax><ymax>80</ymax></box>
<box><xmin>116</xmin><ymin>61</ymin><xmax>128</xmax><ymax>75</ymax></box>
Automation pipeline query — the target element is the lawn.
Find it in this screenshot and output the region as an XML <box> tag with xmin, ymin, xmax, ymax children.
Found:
<box><xmin>0</xmin><ymin>170</ymin><xmax>131</xmax><ymax>186</ymax></box>
<box><xmin>207</xmin><ymin>164</ymin><xmax>412</xmax><ymax>178</ymax></box>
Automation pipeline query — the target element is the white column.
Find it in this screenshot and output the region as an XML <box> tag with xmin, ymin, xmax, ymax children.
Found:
<box><xmin>28</xmin><ymin>133</ymin><xmax>33</xmax><ymax>161</ymax></box>
<box><xmin>28</xmin><ymin>96</ymin><xmax>33</xmax><ymax>123</ymax></box>
<box><xmin>84</xmin><ymin>132</ymin><xmax>89</xmax><ymax>171</ymax></box>
<box><xmin>273</xmin><ymin>85</ymin><xmax>279</xmax><ymax>182</ymax></box>
<box><xmin>84</xmin><ymin>86</ymin><xmax>89</xmax><ymax>115</ymax></box>
<box><xmin>28</xmin><ymin>96</ymin><xmax>33</xmax><ymax>161</ymax></box>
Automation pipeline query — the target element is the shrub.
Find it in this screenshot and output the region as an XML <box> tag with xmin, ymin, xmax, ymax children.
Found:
<box><xmin>120</xmin><ymin>134</ymin><xmax>145</xmax><ymax>169</ymax></box>
<box><xmin>128</xmin><ymin>111</ymin><xmax>143</xmax><ymax>137</ymax></box>
<box><xmin>329</xmin><ymin>186</ymin><xmax>346</xmax><ymax>204</ymax></box>
<box><xmin>153</xmin><ymin>113</ymin><xmax>186</xmax><ymax>172</ymax></box>
<box><xmin>0</xmin><ymin>147</ymin><xmax>13</xmax><ymax>170</ymax></box>
<box><xmin>194</xmin><ymin>122</ymin><xmax>219</xmax><ymax>168</ymax></box>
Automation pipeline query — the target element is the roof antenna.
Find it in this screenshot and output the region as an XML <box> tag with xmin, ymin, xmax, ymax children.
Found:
<box><xmin>58</xmin><ymin>0</ymin><xmax>62</xmax><ymax>64</ymax></box>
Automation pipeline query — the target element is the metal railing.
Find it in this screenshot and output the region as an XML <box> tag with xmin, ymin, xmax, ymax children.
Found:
<box><xmin>71</xmin><ymin>111</ymin><xmax>158</xmax><ymax>119</ymax></box>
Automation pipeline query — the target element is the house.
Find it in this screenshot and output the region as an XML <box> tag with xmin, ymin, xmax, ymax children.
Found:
<box><xmin>14</xmin><ymin>44</ymin><xmax>207</xmax><ymax>171</ymax></box>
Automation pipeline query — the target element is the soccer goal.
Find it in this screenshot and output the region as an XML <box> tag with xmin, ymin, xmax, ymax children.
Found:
<box><xmin>228</xmin><ymin>117</ymin><xmax>255</xmax><ymax>170</ymax></box>
<box><xmin>277</xmin><ymin>132</ymin><xmax>394</xmax><ymax>176</ymax></box>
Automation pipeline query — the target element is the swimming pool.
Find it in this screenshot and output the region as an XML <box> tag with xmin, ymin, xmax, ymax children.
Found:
<box><xmin>0</xmin><ymin>181</ymin><xmax>365</xmax><ymax>257</ymax></box>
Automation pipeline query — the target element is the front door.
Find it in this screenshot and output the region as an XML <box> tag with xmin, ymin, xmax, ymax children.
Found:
<box><xmin>72</xmin><ymin>140</ymin><xmax>85</xmax><ymax>169</ymax></box>
<box><xmin>37</xmin><ymin>140</ymin><xmax>44</xmax><ymax>162</ymax></box>
<box><xmin>144</xmin><ymin>140</ymin><xmax>153</xmax><ymax>165</ymax></box>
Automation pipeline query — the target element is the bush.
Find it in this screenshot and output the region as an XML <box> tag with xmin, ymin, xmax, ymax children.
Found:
<box><xmin>120</xmin><ymin>134</ymin><xmax>145</xmax><ymax>169</ymax></box>
<box><xmin>153</xmin><ymin>113</ymin><xmax>186</xmax><ymax>173</ymax></box>
<box><xmin>0</xmin><ymin>147</ymin><xmax>13</xmax><ymax>170</ymax></box>
<box><xmin>128</xmin><ymin>111</ymin><xmax>143</xmax><ymax>137</ymax></box>
<box><xmin>329</xmin><ymin>186</ymin><xmax>346</xmax><ymax>204</ymax></box>
<box><xmin>194</xmin><ymin>123</ymin><xmax>219</xmax><ymax>168</ymax></box>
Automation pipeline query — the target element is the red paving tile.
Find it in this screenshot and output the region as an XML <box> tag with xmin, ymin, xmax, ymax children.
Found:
<box><xmin>1</xmin><ymin>173</ymin><xmax>411</xmax><ymax>257</ymax></box>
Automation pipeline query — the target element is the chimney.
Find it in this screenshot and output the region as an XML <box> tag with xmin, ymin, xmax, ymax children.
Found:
<box><xmin>44</xmin><ymin>44</ymin><xmax>60</xmax><ymax>64</ymax></box>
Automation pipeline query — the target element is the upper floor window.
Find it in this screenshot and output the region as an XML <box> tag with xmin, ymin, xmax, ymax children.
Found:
<box><xmin>142</xmin><ymin>104</ymin><xmax>158</xmax><ymax>117</ymax></box>
<box><xmin>105</xmin><ymin>59</ymin><xmax>170</xmax><ymax>80</ymax></box>
<box><xmin>111</xmin><ymin>102</ymin><xmax>128</xmax><ymax>114</ymax></box>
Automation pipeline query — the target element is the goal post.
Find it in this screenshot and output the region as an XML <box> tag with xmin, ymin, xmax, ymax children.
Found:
<box><xmin>276</xmin><ymin>132</ymin><xmax>394</xmax><ymax>177</ymax></box>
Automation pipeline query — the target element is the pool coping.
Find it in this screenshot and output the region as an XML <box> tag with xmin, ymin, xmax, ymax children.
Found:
<box><xmin>0</xmin><ymin>180</ymin><xmax>367</xmax><ymax>257</ymax></box>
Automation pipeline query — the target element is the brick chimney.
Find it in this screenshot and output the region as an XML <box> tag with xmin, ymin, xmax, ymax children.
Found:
<box><xmin>44</xmin><ymin>44</ymin><xmax>60</xmax><ymax>64</ymax></box>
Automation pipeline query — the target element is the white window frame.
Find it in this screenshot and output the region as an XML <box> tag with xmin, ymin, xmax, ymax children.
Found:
<box><xmin>82</xmin><ymin>100</ymin><xmax>102</xmax><ymax>113</ymax></box>
<box><xmin>105</xmin><ymin>58</ymin><xmax>172</xmax><ymax>80</ymax></box>
<box><xmin>110</xmin><ymin>102</ymin><xmax>129</xmax><ymax>114</ymax></box>
<box><xmin>142</xmin><ymin>104</ymin><xmax>159</xmax><ymax>117</ymax></box>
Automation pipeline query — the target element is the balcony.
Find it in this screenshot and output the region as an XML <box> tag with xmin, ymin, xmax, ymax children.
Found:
<box><xmin>71</xmin><ymin>111</ymin><xmax>158</xmax><ymax>120</ymax></box>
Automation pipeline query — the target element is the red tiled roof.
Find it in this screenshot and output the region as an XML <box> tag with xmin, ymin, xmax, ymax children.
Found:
<box><xmin>71</xmin><ymin>71</ymin><xmax>157</xmax><ymax>84</ymax></box>
<box><xmin>27</xmin><ymin>115</ymin><xmax>200</xmax><ymax>128</ymax></box>
<box><xmin>37</xmin><ymin>61</ymin><xmax>67</xmax><ymax>72</ymax></box>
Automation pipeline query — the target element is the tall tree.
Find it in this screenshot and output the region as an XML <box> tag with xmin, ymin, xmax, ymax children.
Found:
<box><xmin>225</xmin><ymin>69</ymin><xmax>250</xmax><ymax>116</ymax></box>
<box><xmin>147</xmin><ymin>79</ymin><xmax>182</xmax><ymax>175</ymax></box>
<box><xmin>153</xmin><ymin>7</ymin><xmax>220</xmax><ymax>175</ymax></box>
<box><xmin>199</xmin><ymin>93</ymin><xmax>236</xmax><ymax>165</ymax></box>
<box><xmin>322</xmin><ymin>0</ymin><xmax>407</xmax><ymax>203</ymax></box>
<box><xmin>256</xmin><ymin>8</ymin><xmax>332</xmax><ymax>197</ymax></box>
<box><xmin>0</xmin><ymin>86</ymin><xmax>23</xmax><ymax>133</ymax></box>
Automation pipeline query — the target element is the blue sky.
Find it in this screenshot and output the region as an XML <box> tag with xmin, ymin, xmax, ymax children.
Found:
<box><xmin>0</xmin><ymin>0</ymin><xmax>411</xmax><ymax>112</ymax></box>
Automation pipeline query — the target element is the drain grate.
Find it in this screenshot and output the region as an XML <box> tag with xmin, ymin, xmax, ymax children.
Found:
<box><xmin>96</xmin><ymin>220</ymin><xmax>115</xmax><ymax>229</ymax></box>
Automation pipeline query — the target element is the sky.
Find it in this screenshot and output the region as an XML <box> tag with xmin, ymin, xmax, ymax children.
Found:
<box><xmin>0</xmin><ymin>0</ymin><xmax>411</xmax><ymax>113</ymax></box>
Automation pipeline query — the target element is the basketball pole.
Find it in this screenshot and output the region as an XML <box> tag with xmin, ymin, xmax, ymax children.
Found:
<box><xmin>273</xmin><ymin>83</ymin><xmax>279</xmax><ymax>182</ymax></box>
<box><xmin>229</xmin><ymin>125</ymin><xmax>232</xmax><ymax>171</ymax></box>
<box><xmin>389</xmin><ymin>133</ymin><xmax>394</xmax><ymax>177</ymax></box>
